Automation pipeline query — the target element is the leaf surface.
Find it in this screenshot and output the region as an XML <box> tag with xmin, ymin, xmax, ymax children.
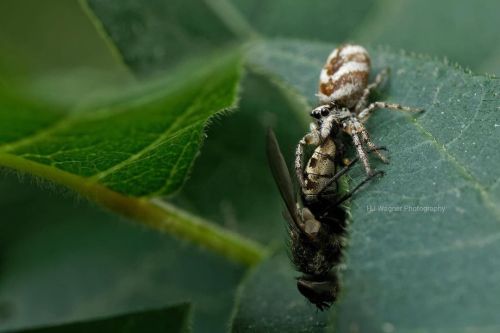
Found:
<box><xmin>0</xmin><ymin>53</ymin><xmax>268</xmax><ymax>267</ymax></box>
<box><xmin>233</xmin><ymin>39</ymin><xmax>500</xmax><ymax>332</ymax></box>
<box><xmin>231</xmin><ymin>254</ymin><xmax>329</xmax><ymax>333</ymax></box>
<box><xmin>0</xmin><ymin>55</ymin><xmax>240</xmax><ymax>197</ymax></box>
<box><xmin>171</xmin><ymin>71</ymin><xmax>310</xmax><ymax>243</ymax></box>
<box><xmin>0</xmin><ymin>175</ymin><xmax>244</xmax><ymax>333</ymax></box>
<box><xmin>84</xmin><ymin>0</ymin><xmax>243</xmax><ymax>76</ymax></box>
<box><xmin>8</xmin><ymin>305</ymin><xmax>190</xmax><ymax>333</ymax></box>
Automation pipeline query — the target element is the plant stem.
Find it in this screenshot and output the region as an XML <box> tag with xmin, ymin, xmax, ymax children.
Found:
<box><xmin>0</xmin><ymin>153</ymin><xmax>268</xmax><ymax>267</ymax></box>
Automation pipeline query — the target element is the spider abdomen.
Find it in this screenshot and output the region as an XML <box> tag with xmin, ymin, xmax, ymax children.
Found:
<box><xmin>318</xmin><ymin>44</ymin><xmax>371</xmax><ymax>108</ymax></box>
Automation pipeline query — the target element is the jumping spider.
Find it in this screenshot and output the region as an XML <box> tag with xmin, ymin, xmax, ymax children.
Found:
<box><xmin>295</xmin><ymin>44</ymin><xmax>423</xmax><ymax>187</ymax></box>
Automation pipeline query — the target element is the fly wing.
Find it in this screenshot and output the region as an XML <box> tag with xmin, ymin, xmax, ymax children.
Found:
<box><xmin>266</xmin><ymin>129</ymin><xmax>302</xmax><ymax>229</ymax></box>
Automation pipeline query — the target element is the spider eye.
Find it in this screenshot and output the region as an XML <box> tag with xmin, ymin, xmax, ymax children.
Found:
<box><xmin>310</xmin><ymin>111</ymin><xmax>321</xmax><ymax>119</ymax></box>
<box><xmin>320</xmin><ymin>108</ymin><xmax>330</xmax><ymax>117</ymax></box>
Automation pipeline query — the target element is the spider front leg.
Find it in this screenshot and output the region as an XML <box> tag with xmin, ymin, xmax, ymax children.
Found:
<box><xmin>315</xmin><ymin>145</ymin><xmax>386</xmax><ymax>199</ymax></box>
<box><xmin>296</xmin><ymin>116</ymin><xmax>337</xmax><ymax>188</ymax></box>
<box><xmin>358</xmin><ymin>101</ymin><xmax>423</xmax><ymax>123</ymax></box>
<box><xmin>319</xmin><ymin>114</ymin><xmax>338</xmax><ymax>139</ymax></box>
<box><xmin>344</xmin><ymin>119</ymin><xmax>387</xmax><ymax>176</ymax></box>
<box><xmin>332</xmin><ymin>169</ymin><xmax>385</xmax><ymax>206</ymax></box>
<box><xmin>306</xmin><ymin>144</ymin><xmax>388</xmax><ymax>203</ymax></box>
<box><xmin>295</xmin><ymin>123</ymin><xmax>321</xmax><ymax>188</ymax></box>
<box><xmin>356</xmin><ymin>121</ymin><xmax>389</xmax><ymax>164</ymax></box>
<box><xmin>350</xmin><ymin>128</ymin><xmax>373</xmax><ymax>176</ymax></box>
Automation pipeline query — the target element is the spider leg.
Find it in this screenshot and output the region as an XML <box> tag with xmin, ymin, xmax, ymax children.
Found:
<box><xmin>316</xmin><ymin>169</ymin><xmax>385</xmax><ymax>215</ymax></box>
<box><xmin>358</xmin><ymin>101</ymin><xmax>424</xmax><ymax>123</ymax></box>
<box><xmin>350</xmin><ymin>128</ymin><xmax>373</xmax><ymax>176</ymax></box>
<box><xmin>295</xmin><ymin>124</ymin><xmax>321</xmax><ymax>188</ymax></box>
<box><xmin>313</xmin><ymin>144</ymin><xmax>387</xmax><ymax>197</ymax></box>
<box><xmin>306</xmin><ymin>172</ymin><xmax>333</xmax><ymax>178</ymax></box>
<box><xmin>357</xmin><ymin>122</ymin><xmax>389</xmax><ymax>164</ymax></box>
<box><xmin>333</xmin><ymin>170</ymin><xmax>385</xmax><ymax>206</ymax></box>
<box><xmin>316</xmin><ymin>155</ymin><xmax>359</xmax><ymax>194</ymax></box>
<box><xmin>320</xmin><ymin>114</ymin><xmax>337</xmax><ymax>139</ymax></box>
<box><xmin>355</xmin><ymin>68</ymin><xmax>389</xmax><ymax>113</ymax></box>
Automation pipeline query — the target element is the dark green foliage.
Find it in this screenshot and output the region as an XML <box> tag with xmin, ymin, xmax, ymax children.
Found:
<box><xmin>0</xmin><ymin>176</ymin><xmax>244</xmax><ymax>333</ymax></box>
<box><xmin>231</xmin><ymin>254</ymin><xmax>330</xmax><ymax>333</ymax></box>
<box><xmin>242</xmin><ymin>39</ymin><xmax>500</xmax><ymax>332</ymax></box>
<box><xmin>0</xmin><ymin>55</ymin><xmax>241</xmax><ymax>197</ymax></box>
<box><xmin>7</xmin><ymin>305</ymin><xmax>190</xmax><ymax>333</ymax></box>
<box><xmin>0</xmin><ymin>0</ymin><xmax>498</xmax><ymax>332</ymax></box>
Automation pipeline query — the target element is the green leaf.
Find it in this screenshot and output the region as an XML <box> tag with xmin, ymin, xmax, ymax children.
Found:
<box><xmin>0</xmin><ymin>175</ymin><xmax>244</xmax><ymax>333</ymax></box>
<box><xmin>237</xmin><ymin>39</ymin><xmax>500</xmax><ymax>331</ymax></box>
<box><xmin>231</xmin><ymin>254</ymin><xmax>329</xmax><ymax>333</ymax></box>
<box><xmin>0</xmin><ymin>54</ymin><xmax>267</xmax><ymax>266</ymax></box>
<box><xmin>0</xmin><ymin>55</ymin><xmax>240</xmax><ymax>197</ymax></box>
<box><xmin>83</xmin><ymin>0</ymin><xmax>244</xmax><ymax>76</ymax></box>
<box><xmin>7</xmin><ymin>305</ymin><xmax>191</xmax><ymax>333</ymax></box>
<box><xmin>172</xmin><ymin>71</ymin><xmax>309</xmax><ymax>244</ymax></box>
<box><xmin>81</xmin><ymin>0</ymin><xmax>500</xmax><ymax>75</ymax></box>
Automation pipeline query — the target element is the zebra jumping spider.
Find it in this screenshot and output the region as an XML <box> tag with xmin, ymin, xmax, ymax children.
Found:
<box><xmin>295</xmin><ymin>44</ymin><xmax>423</xmax><ymax>186</ymax></box>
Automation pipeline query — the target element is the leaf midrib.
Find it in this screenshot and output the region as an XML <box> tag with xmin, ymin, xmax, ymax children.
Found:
<box><xmin>0</xmin><ymin>83</ymin><xmax>207</xmax><ymax>189</ymax></box>
<box><xmin>412</xmin><ymin>117</ymin><xmax>500</xmax><ymax>220</ymax></box>
<box><xmin>0</xmin><ymin>114</ymin><xmax>202</xmax><ymax>191</ymax></box>
<box><xmin>88</xmin><ymin>91</ymin><xmax>208</xmax><ymax>183</ymax></box>
<box><xmin>0</xmin><ymin>150</ymin><xmax>267</xmax><ymax>265</ymax></box>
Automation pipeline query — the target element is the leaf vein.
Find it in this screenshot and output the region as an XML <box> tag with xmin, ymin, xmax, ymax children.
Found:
<box><xmin>411</xmin><ymin>118</ymin><xmax>500</xmax><ymax>220</ymax></box>
<box><xmin>88</xmin><ymin>83</ymin><xmax>210</xmax><ymax>182</ymax></box>
<box><xmin>156</xmin><ymin>129</ymin><xmax>200</xmax><ymax>195</ymax></box>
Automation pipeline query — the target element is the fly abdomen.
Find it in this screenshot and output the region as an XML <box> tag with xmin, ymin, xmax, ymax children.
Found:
<box><xmin>303</xmin><ymin>137</ymin><xmax>337</xmax><ymax>197</ymax></box>
<box><xmin>318</xmin><ymin>44</ymin><xmax>371</xmax><ymax>108</ymax></box>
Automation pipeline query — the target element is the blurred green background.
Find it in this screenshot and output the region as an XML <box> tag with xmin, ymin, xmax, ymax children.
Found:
<box><xmin>1</xmin><ymin>0</ymin><xmax>498</xmax><ymax>86</ymax></box>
